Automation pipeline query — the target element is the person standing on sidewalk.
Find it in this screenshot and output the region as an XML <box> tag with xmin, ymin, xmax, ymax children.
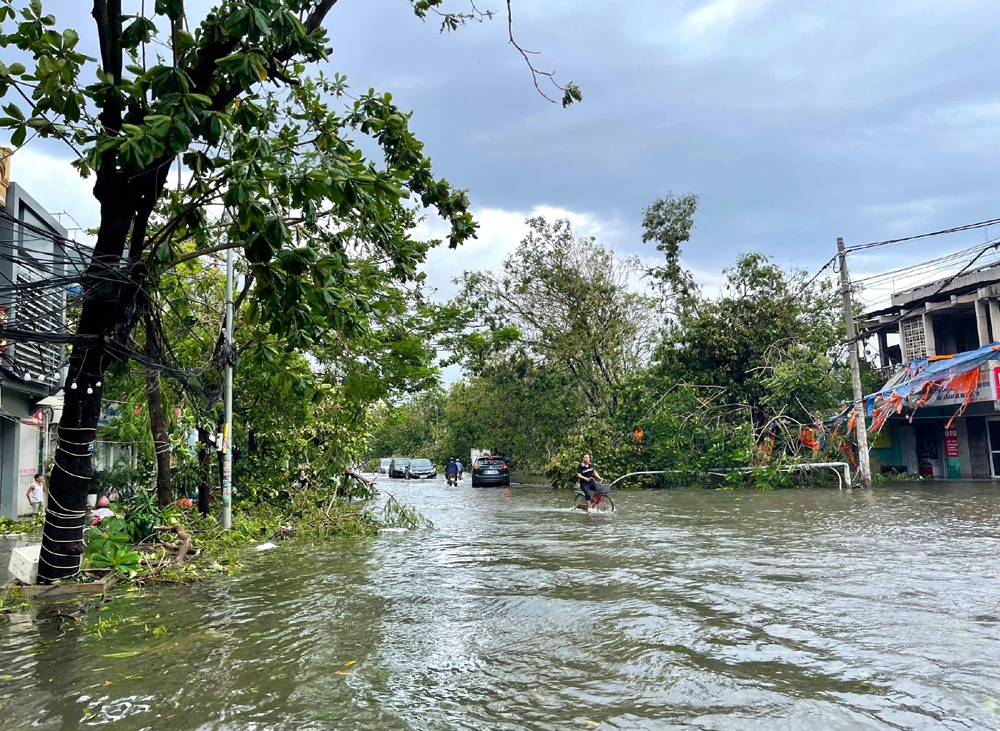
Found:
<box><xmin>26</xmin><ymin>473</ymin><xmax>45</xmax><ymax>515</ymax></box>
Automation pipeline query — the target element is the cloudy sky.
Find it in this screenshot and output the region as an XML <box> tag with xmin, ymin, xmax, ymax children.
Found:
<box><xmin>10</xmin><ymin>0</ymin><xmax>1000</xmax><ymax>310</ymax></box>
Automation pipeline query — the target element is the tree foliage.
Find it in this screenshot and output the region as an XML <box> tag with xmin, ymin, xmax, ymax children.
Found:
<box><xmin>654</xmin><ymin>252</ymin><xmax>845</xmax><ymax>424</ymax></box>
<box><xmin>0</xmin><ymin>0</ymin><xmax>574</xmax><ymax>581</ymax></box>
<box><xmin>368</xmin><ymin>204</ymin><xmax>858</xmax><ymax>490</ymax></box>
<box><xmin>453</xmin><ymin>216</ymin><xmax>658</xmax><ymax>421</ymax></box>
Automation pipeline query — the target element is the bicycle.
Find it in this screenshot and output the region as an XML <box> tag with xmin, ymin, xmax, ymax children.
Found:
<box><xmin>573</xmin><ymin>483</ymin><xmax>615</xmax><ymax>513</ymax></box>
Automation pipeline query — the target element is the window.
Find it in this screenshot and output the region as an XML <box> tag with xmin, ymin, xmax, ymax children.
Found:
<box><xmin>901</xmin><ymin>317</ymin><xmax>926</xmax><ymax>362</ymax></box>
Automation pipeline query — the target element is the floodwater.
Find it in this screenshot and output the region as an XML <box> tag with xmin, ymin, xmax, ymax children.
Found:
<box><xmin>2</xmin><ymin>479</ymin><xmax>1000</xmax><ymax>730</ymax></box>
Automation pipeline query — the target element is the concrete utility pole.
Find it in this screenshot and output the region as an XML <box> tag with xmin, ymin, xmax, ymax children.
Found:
<box><xmin>837</xmin><ymin>237</ymin><xmax>872</xmax><ymax>488</ymax></box>
<box><xmin>222</xmin><ymin>245</ymin><xmax>234</xmax><ymax>529</ymax></box>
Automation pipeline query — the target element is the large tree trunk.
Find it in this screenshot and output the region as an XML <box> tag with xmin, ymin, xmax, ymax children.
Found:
<box><xmin>197</xmin><ymin>426</ymin><xmax>212</xmax><ymax>516</ymax></box>
<box><xmin>37</xmin><ymin>154</ymin><xmax>170</xmax><ymax>583</ymax></box>
<box><xmin>37</xmin><ymin>0</ymin><xmax>341</xmax><ymax>583</ymax></box>
<box><xmin>147</xmin><ymin>371</ymin><xmax>172</xmax><ymax>508</ymax></box>
<box><xmin>36</xmin><ymin>346</ymin><xmax>110</xmax><ymax>583</ymax></box>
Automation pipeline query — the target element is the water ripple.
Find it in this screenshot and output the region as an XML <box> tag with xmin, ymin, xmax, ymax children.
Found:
<box><xmin>2</xmin><ymin>481</ymin><xmax>1000</xmax><ymax>729</ymax></box>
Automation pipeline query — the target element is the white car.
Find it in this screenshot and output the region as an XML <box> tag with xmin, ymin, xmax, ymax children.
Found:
<box><xmin>379</xmin><ymin>458</ymin><xmax>391</xmax><ymax>474</ymax></box>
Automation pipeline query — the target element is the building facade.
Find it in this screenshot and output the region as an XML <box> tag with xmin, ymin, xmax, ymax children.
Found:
<box><xmin>0</xmin><ymin>175</ymin><xmax>69</xmax><ymax>518</ymax></box>
<box><xmin>866</xmin><ymin>264</ymin><xmax>1000</xmax><ymax>479</ymax></box>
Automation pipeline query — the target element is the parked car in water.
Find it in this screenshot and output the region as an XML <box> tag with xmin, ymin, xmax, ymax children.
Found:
<box><xmin>388</xmin><ymin>458</ymin><xmax>411</xmax><ymax>478</ymax></box>
<box><xmin>379</xmin><ymin>458</ymin><xmax>392</xmax><ymax>474</ymax></box>
<box><xmin>407</xmin><ymin>458</ymin><xmax>437</xmax><ymax>479</ymax></box>
<box><xmin>471</xmin><ymin>455</ymin><xmax>510</xmax><ymax>487</ymax></box>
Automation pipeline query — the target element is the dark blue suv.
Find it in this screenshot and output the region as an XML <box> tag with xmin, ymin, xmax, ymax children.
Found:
<box><xmin>471</xmin><ymin>456</ymin><xmax>510</xmax><ymax>487</ymax></box>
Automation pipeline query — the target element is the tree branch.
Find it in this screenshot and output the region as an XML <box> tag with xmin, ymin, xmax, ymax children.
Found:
<box><xmin>505</xmin><ymin>0</ymin><xmax>579</xmax><ymax>106</ymax></box>
<box><xmin>170</xmin><ymin>239</ymin><xmax>244</xmax><ymax>267</ymax></box>
<box><xmin>305</xmin><ymin>0</ymin><xmax>340</xmax><ymax>33</ymax></box>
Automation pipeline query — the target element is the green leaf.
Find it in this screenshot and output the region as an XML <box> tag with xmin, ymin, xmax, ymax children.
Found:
<box><xmin>10</xmin><ymin>125</ymin><xmax>25</xmax><ymax>147</ymax></box>
<box><xmin>206</xmin><ymin>114</ymin><xmax>223</xmax><ymax>143</ymax></box>
<box><xmin>154</xmin><ymin>0</ymin><xmax>184</xmax><ymax>20</ymax></box>
<box><xmin>2</xmin><ymin>103</ymin><xmax>23</xmax><ymax>121</ymax></box>
<box><xmin>174</xmin><ymin>29</ymin><xmax>196</xmax><ymax>54</ymax></box>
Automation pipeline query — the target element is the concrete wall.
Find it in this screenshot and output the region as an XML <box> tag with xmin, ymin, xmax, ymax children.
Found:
<box><xmin>14</xmin><ymin>423</ymin><xmax>38</xmax><ymax>516</ymax></box>
<box><xmin>0</xmin><ymin>418</ymin><xmax>16</xmax><ymax>519</ymax></box>
<box><xmin>870</xmin><ymin>419</ymin><xmax>905</xmax><ymax>473</ymax></box>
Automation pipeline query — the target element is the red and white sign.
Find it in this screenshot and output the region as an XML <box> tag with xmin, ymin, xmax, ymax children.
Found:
<box><xmin>994</xmin><ymin>366</ymin><xmax>1000</xmax><ymax>400</ymax></box>
<box><xmin>20</xmin><ymin>409</ymin><xmax>43</xmax><ymax>427</ymax></box>
<box><xmin>944</xmin><ymin>427</ymin><xmax>960</xmax><ymax>458</ymax></box>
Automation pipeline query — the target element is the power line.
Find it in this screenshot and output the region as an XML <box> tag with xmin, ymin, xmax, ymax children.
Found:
<box><xmin>853</xmin><ymin>238</ymin><xmax>1000</xmax><ymax>286</ymax></box>
<box><xmin>845</xmin><ymin>216</ymin><xmax>1000</xmax><ymax>253</ymax></box>
<box><xmin>847</xmin><ymin>240</ymin><xmax>1000</xmax><ymax>344</ymax></box>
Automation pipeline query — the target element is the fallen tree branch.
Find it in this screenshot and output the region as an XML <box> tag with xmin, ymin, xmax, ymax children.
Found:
<box><xmin>346</xmin><ymin>469</ymin><xmax>374</xmax><ymax>489</ymax></box>
<box><xmin>344</xmin><ymin>469</ymin><xmax>376</xmax><ymax>502</ymax></box>
<box><xmin>156</xmin><ymin>525</ymin><xmax>193</xmax><ymax>564</ymax></box>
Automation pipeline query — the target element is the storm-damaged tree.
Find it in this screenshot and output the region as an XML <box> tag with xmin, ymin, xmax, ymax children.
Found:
<box><xmin>0</xmin><ymin>0</ymin><xmax>579</xmax><ymax>583</ymax></box>
<box><xmin>451</xmin><ymin>216</ymin><xmax>662</xmax><ymax>422</ymax></box>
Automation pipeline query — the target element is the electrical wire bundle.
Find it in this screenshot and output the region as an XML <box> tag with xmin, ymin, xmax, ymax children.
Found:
<box><xmin>0</xmin><ymin>207</ymin><xmax>227</xmax><ymax>401</ymax></box>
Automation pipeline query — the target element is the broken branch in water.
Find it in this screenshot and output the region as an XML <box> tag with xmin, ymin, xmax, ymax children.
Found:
<box><xmin>155</xmin><ymin>525</ymin><xmax>192</xmax><ymax>564</ymax></box>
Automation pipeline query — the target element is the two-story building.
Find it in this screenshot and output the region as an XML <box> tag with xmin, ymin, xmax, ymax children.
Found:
<box><xmin>864</xmin><ymin>263</ymin><xmax>1000</xmax><ymax>479</ymax></box>
<box><xmin>0</xmin><ymin>155</ymin><xmax>70</xmax><ymax>518</ymax></box>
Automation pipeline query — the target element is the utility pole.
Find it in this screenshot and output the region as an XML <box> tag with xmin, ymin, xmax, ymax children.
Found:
<box><xmin>837</xmin><ymin>237</ymin><xmax>872</xmax><ymax>488</ymax></box>
<box><xmin>222</xmin><ymin>245</ymin><xmax>234</xmax><ymax>529</ymax></box>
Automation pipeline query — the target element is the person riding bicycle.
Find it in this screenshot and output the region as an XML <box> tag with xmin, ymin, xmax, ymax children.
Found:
<box><xmin>456</xmin><ymin>459</ymin><xmax>464</xmax><ymax>481</ymax></box>
<box><xmin>445</xmin><ymin>457</ymin><xmax>459</xmax><ymax>486</ymax></box>
<box><xmin>576</xmin><ymin>453</ymin><xmax>604</xmax><ymax>513</ymax></box>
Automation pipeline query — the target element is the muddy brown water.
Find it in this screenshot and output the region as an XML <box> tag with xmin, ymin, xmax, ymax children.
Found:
<box><xmin>1</xmin><ymin>479</ymin><xmax>1000</xmax><ymax>730</ymax></box>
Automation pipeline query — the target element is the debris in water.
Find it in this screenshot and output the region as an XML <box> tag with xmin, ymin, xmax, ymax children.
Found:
<box><xmin>254</xmin><ymin>542</ymin><xmax>278</xmax><ymax>551</ymax></box>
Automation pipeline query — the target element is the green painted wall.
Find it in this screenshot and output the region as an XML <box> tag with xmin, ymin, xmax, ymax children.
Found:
<box><xmin>869</xmin><ymin>419</ymin><xmax>904</xmax><ymax>473</ymax></box>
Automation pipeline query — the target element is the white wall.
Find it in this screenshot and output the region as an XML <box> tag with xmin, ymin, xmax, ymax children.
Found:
<box><xmin>15</xmin><ymin>423</ymin><xmax>39</xmax><ymax>516</ymax></box>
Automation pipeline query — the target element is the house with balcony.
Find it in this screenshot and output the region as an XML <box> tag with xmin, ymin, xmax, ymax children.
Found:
<box><xmin>864</xmin><ymin>262</ymin><xmax>1000</xmax><ymax>479</ymax></box>
<box><xmin>0</xmin><ymin>161</ymin><xmax>71</xmax><ymax>518</ymax></box>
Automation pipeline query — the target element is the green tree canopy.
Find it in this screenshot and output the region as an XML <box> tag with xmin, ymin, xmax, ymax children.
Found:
<box><xmin>0</xmin><ymin>0</ymin><xmax>574</xmax><ymax>582</ymax></box>
<box><xmin>654</xmin><ymin>252</ymin><xmax>845</xmax><ymax>424</ymax></box>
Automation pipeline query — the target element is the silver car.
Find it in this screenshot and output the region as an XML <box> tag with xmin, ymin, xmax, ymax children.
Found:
<box><xmin>407</xmin><ymin>458</ymin><xmax>437</xmax><ymax>479</ymax></box>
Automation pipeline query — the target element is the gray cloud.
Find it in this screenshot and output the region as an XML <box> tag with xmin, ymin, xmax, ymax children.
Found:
<box><xmin>10</xmin><ymin>0</ymin><xmax>1000</xmax><ymax>290</ymax></box>
<box><xmin>325</xmin><ymin>0</ymin><xmax>1000</xmax><ymax>274</ymax></box>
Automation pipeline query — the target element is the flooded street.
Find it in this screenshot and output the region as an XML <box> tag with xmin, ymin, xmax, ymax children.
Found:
<box><xmin>2</xmin><ymin>480</ymin><xmax>1000</xmax><ymax>730</ymax></box>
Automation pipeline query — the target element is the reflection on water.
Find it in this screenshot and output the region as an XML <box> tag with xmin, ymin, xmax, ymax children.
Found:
<box><xmin>2</xmin><ymin>481</ymin><xmax>1000</xmax><ymax>730</ymax></box>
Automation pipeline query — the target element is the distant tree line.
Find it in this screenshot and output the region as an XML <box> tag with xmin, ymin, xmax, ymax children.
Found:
<box><xmin>367</xmin><ymin>194</ymin><xmax>880</xmax><ymax>488</ymax></box>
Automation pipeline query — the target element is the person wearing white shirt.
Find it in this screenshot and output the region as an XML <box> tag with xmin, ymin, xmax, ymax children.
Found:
<box><xmin>25</xmin><ymin>473</ymin><xmax>44</xmax><ymax>515</ymax></box>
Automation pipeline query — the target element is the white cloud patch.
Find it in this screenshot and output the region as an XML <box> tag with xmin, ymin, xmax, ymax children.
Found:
<box><xmin>681</xmin><ymin>0</ymin><xmax>768</xmax><ymax>35</ymax></box>
<box><xmin>418</xmin><ymin>205</ymin><xmax>619</xmax><ymax>302</ymax></box>
<box><xmin>420</xmin><ymin>205</ymin><xmax>731</xmax><ymax>304</ymax></box>
<box><xmin>861</xmin><ymin>197</ymin><xmax>951</xmax><ymax>236</ymax></box>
